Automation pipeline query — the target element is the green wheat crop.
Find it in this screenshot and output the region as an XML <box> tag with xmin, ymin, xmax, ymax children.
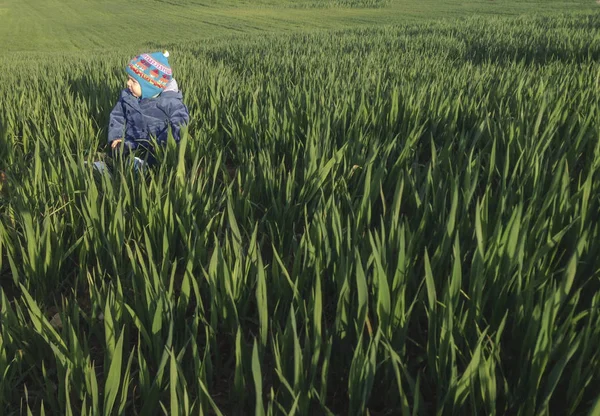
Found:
<box><xmin>1</xmin><ymin>13</ymin><xmax>599</xmax><ymax>415</ymax></box>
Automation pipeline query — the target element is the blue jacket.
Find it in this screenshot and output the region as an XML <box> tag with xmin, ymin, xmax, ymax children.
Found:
<box><xmin>108</xmin><ymin>79</ymin><xmax>190</xmax><ymax>151</ymax></box>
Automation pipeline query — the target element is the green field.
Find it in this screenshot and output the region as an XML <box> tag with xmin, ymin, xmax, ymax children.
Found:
<box><xmin>1</xmin><ymin>0</ymin><xmax>600</xmax><ymax>415</ymax></box>
<box><xmin>2</xmin><ymin>0</ymin><xmax>598</xmax><ymax>51</ymax></box>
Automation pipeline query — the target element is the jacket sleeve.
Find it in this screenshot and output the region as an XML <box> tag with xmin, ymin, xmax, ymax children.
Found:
<box><xmin>166</xmin><ymin>99</ymin><xmax>190</xmax><ymax>143</ymax></box>
<box><xmin>108</xmin><ymin>94</ymin><xmax>126</xmax><ymax>143</ymax></box>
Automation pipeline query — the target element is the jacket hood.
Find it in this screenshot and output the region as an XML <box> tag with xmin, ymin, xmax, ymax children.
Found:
<box><xmin>163</xmin><ymin>78</ymin><xmax>179</xmax><ymax>93</ymax></box>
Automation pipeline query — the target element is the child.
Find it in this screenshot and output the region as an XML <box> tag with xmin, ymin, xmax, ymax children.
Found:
<box><xmin>108</xmin><ymin>50</ymin><xmax>190</xmax><ymax>166</ymax></box>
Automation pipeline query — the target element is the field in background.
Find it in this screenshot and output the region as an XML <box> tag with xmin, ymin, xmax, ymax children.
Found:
<box><xmin>1</xmin><ymin>0</ymin><xmax>598</xmax><ymax>51</ymax></box>
<box><xmin>1</xmin><ymin>1</ymin><xmax>600</xmax><ymax>415</ymax></box>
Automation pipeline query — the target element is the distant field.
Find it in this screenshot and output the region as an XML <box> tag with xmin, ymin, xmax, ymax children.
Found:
<box><xmin>1</xmin><ymin>0</ymin><xmax>598</xmax><ymax>51</ymax></box>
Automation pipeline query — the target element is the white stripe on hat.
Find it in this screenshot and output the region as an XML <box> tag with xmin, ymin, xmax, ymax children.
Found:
<box><xmin>141</xmin><ymin>54</ymin><xmax>172</xmax><ymax>75</ymax></box>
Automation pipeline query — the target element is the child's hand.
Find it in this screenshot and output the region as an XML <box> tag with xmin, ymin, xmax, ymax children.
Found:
<box><xmin>111</xmin><ymin>139</ymin><xmax>123</xmax><ymax>149</ymax></box>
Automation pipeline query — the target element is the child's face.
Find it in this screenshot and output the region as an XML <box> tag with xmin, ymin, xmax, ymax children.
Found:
<box><xmin>127</xmin><ymin>76</ymin><xmax>142</xmax><ymax>98</ymax></box>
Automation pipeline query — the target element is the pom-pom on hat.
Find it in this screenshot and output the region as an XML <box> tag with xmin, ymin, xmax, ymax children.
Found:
<box><xmin>126</xmin><ymin>51</ymin><xmax>173</xmax><ymax>99</ymax></box>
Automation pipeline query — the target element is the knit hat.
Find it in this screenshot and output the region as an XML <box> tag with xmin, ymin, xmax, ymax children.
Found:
<box><xmin>126</xmin><ymin>51</ymin><xmax>173</xmax><ymax>99</ymax></box>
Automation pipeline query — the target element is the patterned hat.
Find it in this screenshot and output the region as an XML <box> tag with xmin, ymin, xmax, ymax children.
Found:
<box><xmin>126</xmin><ymin>51</ymin><xmax>173</xmax><ymax>99</ymax></box>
